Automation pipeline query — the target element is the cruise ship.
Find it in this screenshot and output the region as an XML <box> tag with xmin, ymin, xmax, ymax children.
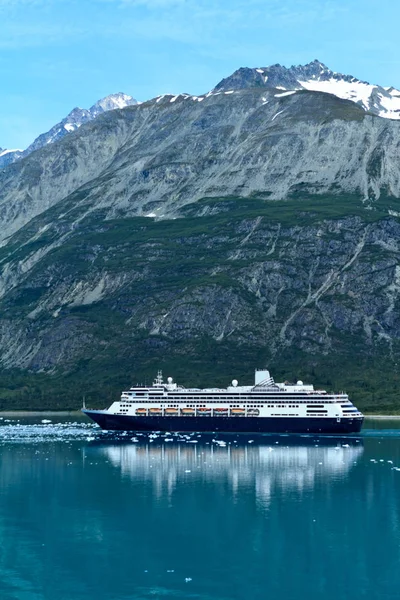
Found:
<box><xmin>82</xmin><ymin>369</ymin><xmax>364</xmax><ymax>434</ymax></box>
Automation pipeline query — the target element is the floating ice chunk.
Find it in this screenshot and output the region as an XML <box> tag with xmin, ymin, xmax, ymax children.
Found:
<box><xmin>41</xmin><ymin>419</ymin><xmax>52</xmax><ymax>424</ymax></box>
<box><xmin>164</xmin><ymin>438</ymin><xmax>173</xmax><ymax>442</ymax></box>
<box><xmin>388</xmin><ymin>460</ymin><xmax>394</xmax><ymax>464</ymax></box>
<box><xmin>185</xmin><ymin>469</ymin><xmax>191</xmax><ymax>473</ymax></box>
<box><xmin>185</xmin><ymin>578</ymin><xmax>192</xmax><ymax>583</ymax></box>
<box><xmin>248</xmin><ymin>440</ymin><xmax>254</xmax><ymax>444</ymax></box>
<box><xmin>342</xmin><ymin>444</ymin><xmax>350</xmax><ymax>448</ymax></box>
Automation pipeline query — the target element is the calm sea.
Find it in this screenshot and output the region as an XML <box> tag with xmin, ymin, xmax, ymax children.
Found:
<box><xmin>0</xmin><ymin>416</ymin><xmax>399</xmax><ymax>600</ymax></box>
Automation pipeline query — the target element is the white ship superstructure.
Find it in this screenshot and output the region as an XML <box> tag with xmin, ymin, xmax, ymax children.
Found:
<box><xmin>83</xmin><ymin>369</ymin><xmax>364</xmax><ymax>434</ymax></box>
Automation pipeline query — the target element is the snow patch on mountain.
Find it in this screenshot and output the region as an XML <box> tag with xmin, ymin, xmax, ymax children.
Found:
<box><xmin>299</xmin><ymin>77</ymin><xmax>400</xmax><ymax>119</ymax></box>
<box><xmin>299</xmin><ymin>78</ymin><xmax>375</xmax><ymax>108</ymax></box>
<box><xmin>0</xmin><ymin>148</ymin><xmax>23</xmax><ymax>157</ymax></box>
<box><xmin>274</xmin><ymin>91</ymin><xmax>297</xmax><ymax>98</ymax></box>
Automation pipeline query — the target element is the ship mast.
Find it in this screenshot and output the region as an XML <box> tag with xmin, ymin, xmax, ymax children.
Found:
<box><xmin>154</xmin><ymin>370</ymin><xmax>163</xmax><ymax>386</ymax></box>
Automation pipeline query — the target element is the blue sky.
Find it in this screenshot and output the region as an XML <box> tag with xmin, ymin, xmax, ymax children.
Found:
<box><xmin>1</xmin><ymin>0</ymin><xmax>399</xmax><ymax>149</ymax></box>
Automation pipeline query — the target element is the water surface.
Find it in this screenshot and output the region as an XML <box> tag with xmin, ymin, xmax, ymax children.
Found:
<box><xmin>0</xmin><ymin>416</ymin><xmax>399</xmax><ymax>600</ymax></box>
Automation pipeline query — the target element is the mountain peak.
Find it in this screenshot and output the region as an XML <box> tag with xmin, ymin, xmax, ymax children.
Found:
<box><xmin>0</xmin><ymin>92</ymin><xmax>138</xmax><ymax>170</ymax></box>
<box><xmin>90</xmin><ymin>93</ymin><xmax>138</xmax><ymax>116</ymax></box>
<box><xmin>214</xmin><ymin>60</ymin><xmax>399</xmax><ymax>119</ymax></box>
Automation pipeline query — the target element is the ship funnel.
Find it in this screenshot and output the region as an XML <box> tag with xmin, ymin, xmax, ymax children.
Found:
<box><xmin>255</xmin><ymin>369</ymin><xmax>273</xmax><ymax>386</ymax></box>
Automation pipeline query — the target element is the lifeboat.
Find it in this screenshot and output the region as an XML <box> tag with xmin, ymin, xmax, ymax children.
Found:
<box><xmin>247</xmin><ymin>408</ymin><xmax>260</xmax><ymax>416</ymax></box>
<box><xmin>197</xmin><ymin>407</ymin><xmax>211</xmax><ymax>416</ymax></box>
<box><xmin>213</xmin><ymin>408</ymin><xmax>229</xmax><ymax>416</ymax></box>
<box><xmin>230</xmin><ymin>408</ymin><xmax>245</xmax><ymax>416</ymax></box>
<box><xmin>135</xmin><ymin>408</ymin><xmax>147</xmax><ymax>416</ymax></box>
<box><xmin>149</xmin><ymin>407</ymin><xmax>162</xmax><ymax>415</ymax></box>
<box><xmin>165</xmin><ymin>408</ymin><xmax>179</xmax><ymax>415</ymax></box>
<box><xmin>181</xmin><ymin>408</ymin><xmax>195</xmax><ymax>415</ymax></box>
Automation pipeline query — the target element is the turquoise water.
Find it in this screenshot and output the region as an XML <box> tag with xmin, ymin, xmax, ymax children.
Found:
<box><xmin>0</xmin><ymin>417</ymin><xmax>399</xmax><ymax>600</ymax></box>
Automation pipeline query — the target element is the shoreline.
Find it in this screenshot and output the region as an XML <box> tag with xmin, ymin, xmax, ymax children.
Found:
<box><xmin>364</xmin><ymin>415</ymin><xmax>400</xmax><ymax>419</ymax></box>
<box><xmin>0</xmin><ymin>411</ymin><xmax>84</xmax><ymax>417</ymax></box>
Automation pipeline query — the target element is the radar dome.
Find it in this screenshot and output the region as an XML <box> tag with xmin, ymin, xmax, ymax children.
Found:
<box><xmin>232</xmin><ymin>379</ymin><xmax>238</xmax><ymax>387</ymax></box>
<box><xmin>297</xmin><ymin>380</ymin><xmax>303</xmax><ymax>386</ymax></box>
<box><xmin>167</xmin><ymin>377</ymin><xmax>173</xmax><ymax>384</ymax></box>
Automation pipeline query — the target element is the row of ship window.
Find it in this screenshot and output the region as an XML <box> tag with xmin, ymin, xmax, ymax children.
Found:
<box><xmin>120</xmin><ymin>399</ymin><xmax>339</xmax><ymax>405</ymax></box>
<box><xmin>123</xmin><ymin>395</ymin><xmax>340</xmax><ymax>401</ymax></box>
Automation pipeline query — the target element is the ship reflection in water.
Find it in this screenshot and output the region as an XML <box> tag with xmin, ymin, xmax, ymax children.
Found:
<box><xmin>86</xmin><ymin>436</ymin><xmax>364</xmax><ymax>503</ymax></box>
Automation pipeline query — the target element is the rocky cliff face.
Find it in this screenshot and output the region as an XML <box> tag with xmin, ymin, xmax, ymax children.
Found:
<box><xmin>1</xmin><ymin>86</ymin><xmax>400</xmax><ymax>245</ymax></box>
<box><xmin>0</xmin><ymin>67</ymin><xmax>400</xmax><ymax>410</ymax></box>
<box><xmin>0</xmin><ymin>192</ymin><xmax>400</xmax><ymax>411</ymax></box>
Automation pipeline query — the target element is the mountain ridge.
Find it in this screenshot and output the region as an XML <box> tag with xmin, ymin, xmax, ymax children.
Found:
<box><xmin>2</xmin><ymin>60</ymin><xmax>400</xmax><ymax>173</ymax></box>
<box><xmin>0</xmin><ymin>83</ymin><xmax>399</xmax><ymax>247</ymax></box>
<box><xmin>214</xmin><ymin>59</ymin><xmax>400</xmax><ymax>119</ymax></box>
<box><xmin>0</xmin><ymin>92</ymin><xmax>137</xmax><ymax>170</ymax></box>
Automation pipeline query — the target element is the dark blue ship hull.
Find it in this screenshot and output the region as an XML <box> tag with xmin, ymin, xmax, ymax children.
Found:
<box><xmin>82</xmin><ymin>410</ymin><xmax>364</xmax><ymax>434</ymax></box>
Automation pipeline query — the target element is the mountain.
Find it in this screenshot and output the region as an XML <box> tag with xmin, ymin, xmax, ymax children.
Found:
<box><xmin>214</xmin><ymin>60</ymin><xmax>400</xmax><ymax>120</ymax></box>
<box><xmin>0</xmin><ymin>93</ymin><xmax>137</xmax><ymax>170</ymax></box>
<box><xmin>0</xmin><ymin>65</ymin><xmax>400</xmax><ymax>411</ymax></box>
<box><xmin>0</xmin><ymin>148</ymin><xmax>23</xmax><ymax>168</ymax></box>
<box><xmin>0</xmin><ymin>85</ymin><xmax>399</xmax><ymax>243</ymax></box>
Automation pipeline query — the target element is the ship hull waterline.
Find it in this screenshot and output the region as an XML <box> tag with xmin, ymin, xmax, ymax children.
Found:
<box><xmin>82</xmin><ymin>410</ymin><xmax>364</xmax><ymax>434</ymax></box>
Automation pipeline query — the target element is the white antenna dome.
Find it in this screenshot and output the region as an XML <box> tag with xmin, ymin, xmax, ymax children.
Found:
<box><xmin>167</xmin><ymin>377</ymin><xmax>173</xmax><ymax>384</ymax></box>
<box><xmin>232</xmin><ymin>379</ymin><xmax>238</xmax><ymax>387</ymax></box>
<box><xmin>297</xmin><ymin>380</ymin><xmax>303</xmax><ymax>386</ymax></box>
